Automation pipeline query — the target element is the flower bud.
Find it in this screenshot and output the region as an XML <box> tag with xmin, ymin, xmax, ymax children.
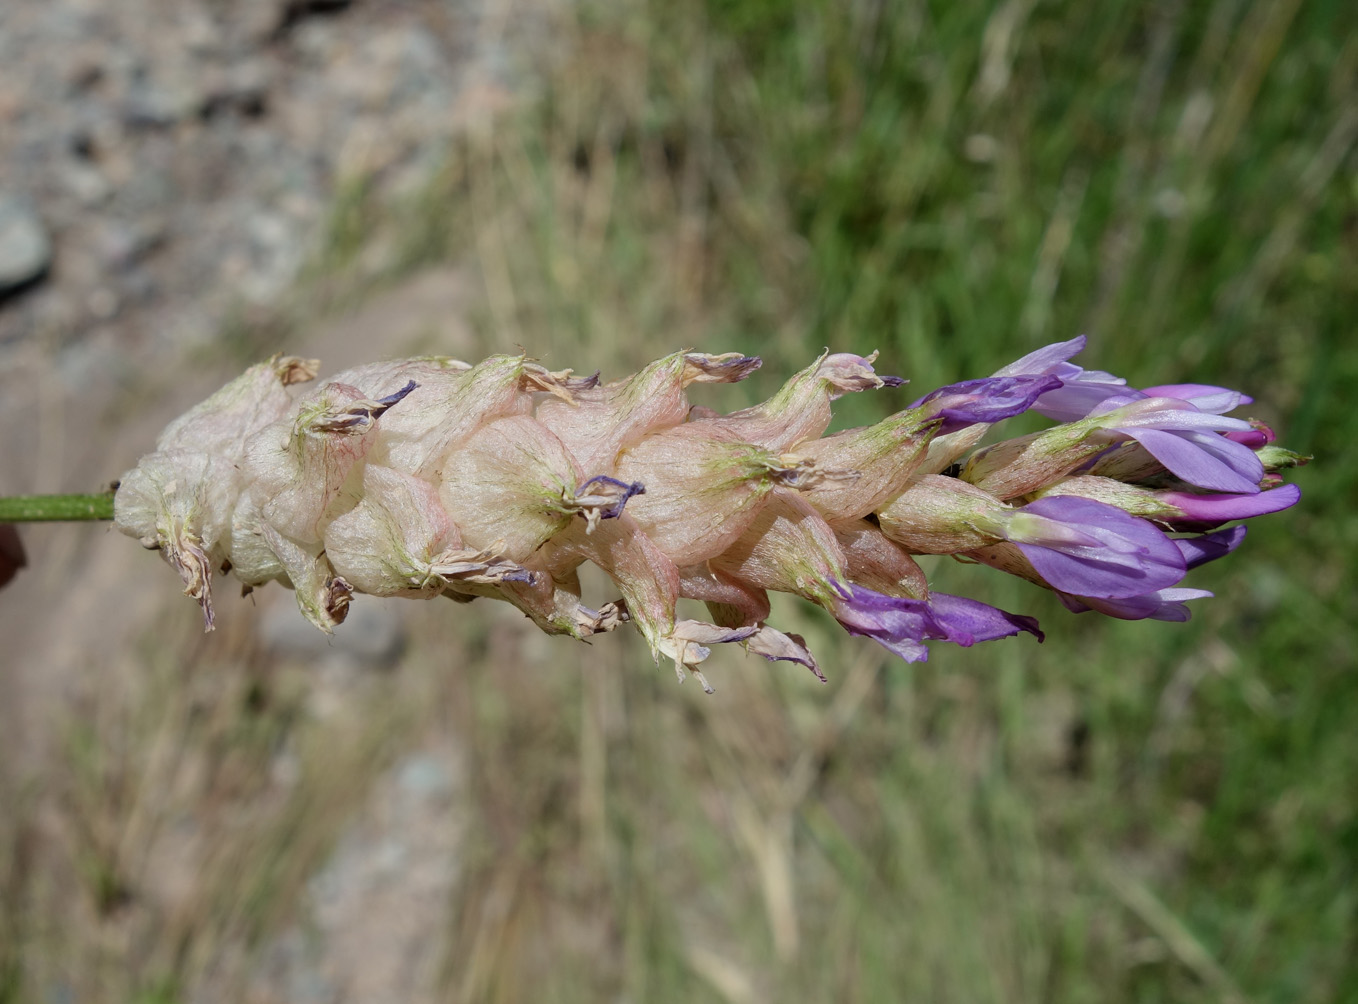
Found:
<box><xmin>1255</xmin><ymin>444</ymin><xmax>1311</xmax><ymax>471</ymax></box>
<box><xmin>958</xmin><ymin>420</ymin><xmax>1109</xmax><ymax>498</ymax></box>
<box><xmin>877</xmin><ymin>475</ymin><xmax>1011</xmax><ymax>554</ymax></box>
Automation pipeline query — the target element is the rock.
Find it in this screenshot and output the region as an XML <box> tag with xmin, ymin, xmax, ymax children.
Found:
<box><xmin>0</xmin><ymin>193</ymin><xmax>52</xmax><ymax>296</ymax></box>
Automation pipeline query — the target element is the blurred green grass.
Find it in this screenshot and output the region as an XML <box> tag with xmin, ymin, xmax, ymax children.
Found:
<box><xmin>5</xmin><ymin>0</ymin><xmax>1354</xmax><ymax>1001</ymax></box>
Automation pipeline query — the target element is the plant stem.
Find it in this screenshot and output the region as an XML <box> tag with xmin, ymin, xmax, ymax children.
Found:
<box><xmin>0</xmin><ymin>493</ymin><xmax>115</xmax><ymax>522</ymax></box>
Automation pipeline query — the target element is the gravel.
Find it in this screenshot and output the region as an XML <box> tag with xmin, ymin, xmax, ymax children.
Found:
<box><xmin>0</xmin><ymin>0</ymin><xmax>553</xmax><ymax>367</ymax></box>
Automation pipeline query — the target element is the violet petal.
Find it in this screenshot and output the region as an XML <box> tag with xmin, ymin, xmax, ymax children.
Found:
<box><xmin>993</xmin><ymin>335</ymin><xmax>1088</xmax><ymax>376</ymax></box>
<box><xmin>926</xmin><ymin>591</ymin><xmax>1044</xmax><ymax>645</ymax></box>
<box><xmin>1032</xmin><ymin>380</ymin><xmax>1135</xmax><ymax>423</ymax></box>
<box><xmin>910</xmin><ymin>374</ymin><xmax>1063</xmax><ymax>433</ymax></box>
<box><xmin>1012</xmin><ymin>496</ymin><xmax>1186</xmax><ymax>599</ymax></box>
<box><xmin>1140</xmin><ymin>383</ymin><xmax>1252</xmax><ymax>412</ymax></box>
<box><xmin>1173</xmin><ymin>525</ymin><xmax>1248</xmax><ymax>570</ymax></box>
<box><xmin>1161</xmin><ymin>483</ymin><xmax>1300</xmax><ymax>523</ymax></box>
<box><xmin>1058</xmin><ymin>587</ymin><xmax>1214</xmax><ymax>621</ymax></box>
<box><xmin>833</xmin><ymin>584</ymin><xmax>1041</xmax><ymax>662</ymax></box>
<box><xmin>1120</xmin><ymin>428</ymin><xmax>1264</xmax><ymax>493</ymax></box>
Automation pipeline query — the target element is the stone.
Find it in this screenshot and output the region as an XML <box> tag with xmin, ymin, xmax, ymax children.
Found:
<box><xmin>0</xmin><ymin>193</ymin><xmax>52</xmax><ymax>295</ymax></box>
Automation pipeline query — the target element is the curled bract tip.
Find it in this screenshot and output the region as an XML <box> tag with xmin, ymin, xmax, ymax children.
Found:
<box><xmin>683</xmin><ymin>352</ymin><xmax>763</xmax><ymax>384</ymax></box>
<box><xmin>271</xmin><ymin>355</ymin><xmax>321</xmax><ymax>385</ymax></box>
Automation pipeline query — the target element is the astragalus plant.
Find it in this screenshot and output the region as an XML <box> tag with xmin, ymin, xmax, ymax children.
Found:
<box><xmin>112</xmin><ymin>338</ymin><xmax>1304</xmax><ymax>691</ymax></box>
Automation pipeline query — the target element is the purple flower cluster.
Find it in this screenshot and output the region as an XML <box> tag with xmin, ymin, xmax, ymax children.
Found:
<box><xmin>896</xmin><ymin>336</ymin><xmax>1304</xmax><ymax>642</ymax></box>
<box><xmin>705</xmin><ymin>336</ymin><xmax>1303</xmax><ymax>667</ymax></box>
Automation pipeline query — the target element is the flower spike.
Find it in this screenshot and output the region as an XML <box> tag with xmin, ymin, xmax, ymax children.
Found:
<box><xmin>111</xmin><ymin>339</ymin><xmax>1304</xmax><ymax>687</ymax></box>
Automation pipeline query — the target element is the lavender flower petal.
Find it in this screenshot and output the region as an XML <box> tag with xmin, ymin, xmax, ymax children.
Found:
<box><xmin>1011</xmin><ymin>496</ymin><xmax>1186</xmax><ymax>599</ymax></box>
<box><xmin>910</xmin><ymin>375</ymin><xmax>1062</xmax><ymax>433</ymax></box>
<box><xmin>1097</xmin><ymin>397</ymin><xmax>1255</xmax><ymax>432</ymax></box>
<box><xmin>1120</xmin><ymin>428</ymin><xmax>1264</xmax><ymax>493</ymax></box>
<box><xmin>992</xmin><ymin>335</ymin><xmax>1088</xmax><ymax>376</ymax></box>
<box><xmin>1161</xmin><ymin>483</ymin><xmax>1300</xmax><ymax>524</ymax></box>
<box><xmin>990</xmin><ymin>335</ymin><xmax>1137</xmax><ymax>421</ymax></box>
<box><xmin>926</xmin><ymin>592</ymin><xmax>1044</xmax><ymax>645</ymax></box>
<box><xmin>1033</xmin><ymin>381</ymin><xmax>1136</xmax><ymax>423</ymax></box>
<box><xmin>833</xmin><ymin>584</ymin><xmax>1041</xmax><ymax>662</ymax></box>
<box><xmin>1174</xmin><ymin>525</ymin><xmax>1247</xmax><ymax>569</ymax></box>
<box><xmin>1140</xmin><ymin>384</ymin><xmax>1253</xmax><ymax>413</ymax></box>
<box><xmin>1057</xmin><ymin>587</ymin><xmax>1214</xmax><ymax>622</ymax></box>
<box><xmin>832</xmin><ymin>586</ymin><xmax>934</xmax><ymax>661</ymax></box>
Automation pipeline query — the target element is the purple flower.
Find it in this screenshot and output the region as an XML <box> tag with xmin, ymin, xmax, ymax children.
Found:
<box><xmin>1158</xmin><ymin>483</ymin><xmax>1300</xmax><ymax>527</ymax></box>
<box><xmin>1056</xmin><ymin>588</ymin><xmax>1215</xmax><ymax>622</ymax></box>
<box><xmin>1174</xmin><ymin>525</ymin><xmax>1248</xmax><ymax>569</ymax></box>
<box><xmin>1224</xmin><ymin>421</ymin><xmax>1276</xmax><ymax>450</ymax></box>
<box><xmin>995</xmin><ymin>337</ymin><xmax>1260</xmax><ymax>436</ymax></box>
<box><xmin>1006</xmin><ymin>495</ymin><xmax>1186</xmax><ymax>599</ymax></box>
<box><xmin>1141</xmin><ymin>384</ymin><xmax>1253</xmax><ymax>414</ymax></box>
<box><xmin>993</xmin><ymin>335</ymin><xmax>1106</xmax><ymax>382</ymax></box>
<box><xmin>909</xmin><ymin>374</ymin><xmax>1063</xmax><ymax>434</ymax></box>
<box><xmin>832</xmin><ymin>584</ymin><xmax>1042</xmax><ymax>663</ymax></box>
<box><xmin>994</xmin><ymin>335</ymin><xmax>1131</xmax><ymax>422</ymax></box>
<box><xmin>1090</xmin><ymin>395</ymin><xmax>1264</xmax><ymax>494</ymax></box>
<box><xmin>1053</xmin><ymin>527</ymin><xmax>1246</xmax><ymax>621</ymax></box>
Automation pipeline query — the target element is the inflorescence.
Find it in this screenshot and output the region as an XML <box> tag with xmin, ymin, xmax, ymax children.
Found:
<box><xmin>114</xmin><ymin>338</ymin><xmax>1306</xmax><ymax>691</ymax></box>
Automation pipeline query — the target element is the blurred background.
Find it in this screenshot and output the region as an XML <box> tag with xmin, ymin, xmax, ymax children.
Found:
<box><xmin>0</xmin><ymin>0</ymin><xmax>1353</xmax><ymax>1000</ymax></box>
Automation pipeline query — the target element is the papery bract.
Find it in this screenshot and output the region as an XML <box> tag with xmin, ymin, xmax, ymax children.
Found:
<box><xmin>536</xmin><ymin>350</ymin><xmax>760</xmax><ymax>474</ymax></box>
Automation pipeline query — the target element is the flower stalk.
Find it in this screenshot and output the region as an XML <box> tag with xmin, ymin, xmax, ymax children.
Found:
<box><xmin>0</xmin><ymin>493</ymin><xmax>115</xmax><ymax>522</ymax></box>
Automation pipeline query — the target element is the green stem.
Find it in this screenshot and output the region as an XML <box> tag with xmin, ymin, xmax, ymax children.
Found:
<box><xmin>0</xmin><ymin>493</ymin><xmax>115</xmax><ymax>522</ymax></box>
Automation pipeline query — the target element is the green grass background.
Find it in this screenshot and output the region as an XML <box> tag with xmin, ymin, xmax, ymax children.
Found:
<box><xmin>6</xmin><ymin>0</ymin><xmax>1355</xmax><ymax>1001</ymax></box>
